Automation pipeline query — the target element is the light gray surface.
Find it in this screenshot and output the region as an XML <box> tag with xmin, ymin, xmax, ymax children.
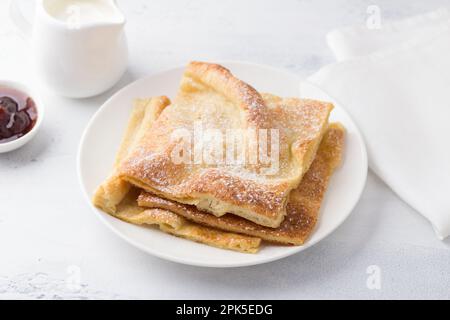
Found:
<box><xmin>1</xmin><ymin>0</ymin><xmax>449</xmax><ymax>299</ymax></box>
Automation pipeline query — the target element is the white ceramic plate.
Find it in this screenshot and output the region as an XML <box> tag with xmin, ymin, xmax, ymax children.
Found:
<box><xmin>77</xmin><ymin>61</ymin><xmax>368</xmax><ymax>268</ymax></box>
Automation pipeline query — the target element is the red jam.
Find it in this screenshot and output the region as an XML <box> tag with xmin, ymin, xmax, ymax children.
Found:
<box><xmin>0</xmin><ymin>86</ymin><xmax>38</xmax><ymax>143</ymax></box>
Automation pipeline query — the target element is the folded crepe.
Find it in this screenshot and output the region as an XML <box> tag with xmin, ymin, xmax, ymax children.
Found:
<box><xmin>118</xmin><ymin>62</ymin><xmax>333</xmax><ymax>228</ymax></box>
<box><xmin>138</xmin><ymin>123</ymin><xmax>345</xmax><ymax>245</ymax></box>
<box><xmin>93</xmin><ymin>97</ymin><xmax>261</xmax><ymax>254</ymax></box>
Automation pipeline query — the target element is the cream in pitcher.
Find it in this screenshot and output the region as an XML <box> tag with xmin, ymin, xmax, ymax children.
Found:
<box><xmin>10</xmin><ymin>0</ymin><xmax>128</xmax><ymax>98</ymax></box>
<box><xmin>45</xmin><ymin>0</ymin><xmax>121</xmax><ymax>25</ymax></box>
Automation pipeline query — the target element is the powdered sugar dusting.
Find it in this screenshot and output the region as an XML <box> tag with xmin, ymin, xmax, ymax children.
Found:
<box><xmin>119</xmin><ymin>62</ymin><xmax>333</xmax><ymax>224</ymax></box>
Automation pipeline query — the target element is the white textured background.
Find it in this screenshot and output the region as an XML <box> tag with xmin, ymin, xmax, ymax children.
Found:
<box><xmin>1</xmin><ymin>0</ymin><xmax>449</xmax><ymax>300</ymax></box>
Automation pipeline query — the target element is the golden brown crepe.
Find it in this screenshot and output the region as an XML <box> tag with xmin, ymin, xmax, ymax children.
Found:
<box><xmin>118</xmin><ymin>62</ymin><xmax>333</xmax><ymax>228</ymax></box>
<box><xmin>138</xmin><ymin>124</ymin><xmax>345</xmax><ymax>245</ymax></box>
<box><xmin>93</xmin><ymin>97</ymin><xmax>261</xmax><ymax>254</ymax></box>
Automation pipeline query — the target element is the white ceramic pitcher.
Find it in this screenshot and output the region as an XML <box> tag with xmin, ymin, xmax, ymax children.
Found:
<box><xmin>10</xmin><ymin>0</ymin><xmax>128</xmax><ymax>98</ymax></box>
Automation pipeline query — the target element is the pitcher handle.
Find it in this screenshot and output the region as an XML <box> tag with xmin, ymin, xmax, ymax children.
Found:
<box><xmin>9</xmin><ymin>0</ymin><xmax>33</xmax><ymax>40</ymax></box>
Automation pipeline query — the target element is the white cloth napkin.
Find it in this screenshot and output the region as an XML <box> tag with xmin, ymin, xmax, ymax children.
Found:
<box><xmin>307</xmin><ymin>8</ymin><xmax>450</xmax><ymax>239</ymax></box>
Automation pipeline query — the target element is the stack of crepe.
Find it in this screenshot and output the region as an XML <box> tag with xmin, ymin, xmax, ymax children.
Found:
<box><xmin>93</xmin><ymin>62</ymin><xmax>345</xmax><ymax>253</ymax></box>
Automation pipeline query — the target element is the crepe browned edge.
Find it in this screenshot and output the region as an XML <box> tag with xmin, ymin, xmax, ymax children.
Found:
<box><xmin>138</xmin><ymin>123</ymin><xmax>345</xmax><ymax>245</ymax></box>
<box><xmin>117</xmin><ymin>61</ymin><xmax>333</xmax><ymax>228</ymax></box>
<box><xmin>92</xmin><ymin>97</ymin><xmax>261</xmax><ymax>254</ymax></box>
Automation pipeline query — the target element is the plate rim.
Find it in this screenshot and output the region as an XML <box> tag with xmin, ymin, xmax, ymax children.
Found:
<box><xmin>77</xmin><ymin>60</ymin><xmax>368</xmax><ymax>268</ymax></box>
